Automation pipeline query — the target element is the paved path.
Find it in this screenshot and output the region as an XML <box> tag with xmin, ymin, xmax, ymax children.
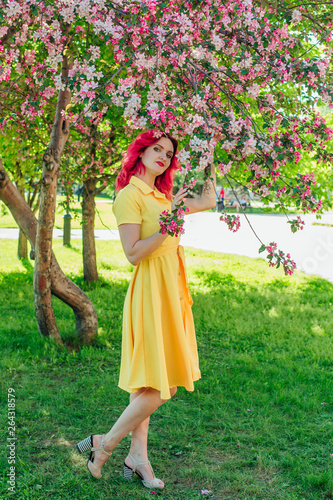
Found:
<box><xmin>181</xmin><ymin>212</ymin><xmax>333</xmax><ymax>283</ymax></box>
<box><xmin>1</xmin><ymin>212</ymin><xmax>333</xmax><ymax>282</ymax></box>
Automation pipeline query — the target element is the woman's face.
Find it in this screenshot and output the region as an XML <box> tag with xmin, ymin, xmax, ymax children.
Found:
<box><xmin>140</xmin><ymin>137</ymin><xmax>174</xmax><ymax>177</ymax></box>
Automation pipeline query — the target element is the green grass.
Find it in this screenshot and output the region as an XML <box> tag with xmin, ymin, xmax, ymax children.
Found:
<box><xmin>1</xmin><ymin>239</ymin><xmax>333</xmax><ymax>500</ymax></box>
<box><xmin>0</xmin><ymin>196</ymin><xmax>117</xmax><ymax>230</ymax></box>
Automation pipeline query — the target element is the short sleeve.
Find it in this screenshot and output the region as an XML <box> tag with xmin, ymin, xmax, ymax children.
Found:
<box><xmin>112</xmin><ymin>186</ymin><xmax>143</xmax><ymax>226</ymax></box>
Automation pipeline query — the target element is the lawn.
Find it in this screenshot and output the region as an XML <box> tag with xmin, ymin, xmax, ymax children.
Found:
<box><xmin>0</xmin><ymin>196</ymin><xmax>118</xmax><ymax>230</ymax></box>
<box><xmin>0</xmin><ymin>239</ymin><xmax>333</xmax><ymax>500</ymax></box>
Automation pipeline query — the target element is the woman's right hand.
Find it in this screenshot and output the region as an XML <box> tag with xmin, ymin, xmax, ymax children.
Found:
<box><xmin>171</xmin><ymin>187</ymin><xmax>188</xmax><ymax>211</ymax></box>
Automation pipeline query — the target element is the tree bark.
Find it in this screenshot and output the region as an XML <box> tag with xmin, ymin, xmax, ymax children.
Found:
<box><xmin>82</xmin><ymin>178</ymin><xmax>99</xmax><ymax>283</ymax></box>
<box><xmin>34</xmin><ymin>39</ymin><xmax>72</xmax><ymax>338</ymax></box>
<box><xmin>16</xmin><ymin>174</ymin><xmax>28</xmax><ymax>259</ymax></box>
<box><xmin>18</xmin><ymin>229</ymin><xmax>28</xmax><ymax>259</ymax></box>
<box><xmin>0</xmin><ymin>158</ymin><xmax>98</xmax><ymax>344</ymax></box>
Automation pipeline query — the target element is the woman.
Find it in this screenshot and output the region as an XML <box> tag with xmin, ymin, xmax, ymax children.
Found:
<box><xmin>76</xmin><ymin>129</ymin><xmax>216</xmax><ymax>489</ymax></box>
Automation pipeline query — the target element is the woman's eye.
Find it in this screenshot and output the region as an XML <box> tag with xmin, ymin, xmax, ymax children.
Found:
<box><xmin>154</xmin><ymin>147</ymin><xmax>160</xmax><ymax>152</ymax></box>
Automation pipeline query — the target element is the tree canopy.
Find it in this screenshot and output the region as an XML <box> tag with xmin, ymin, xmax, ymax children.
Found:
<box><xmin>1</xmin><ymin>0</ymin><xmax>333</xmax><ymax>276</ymax></box>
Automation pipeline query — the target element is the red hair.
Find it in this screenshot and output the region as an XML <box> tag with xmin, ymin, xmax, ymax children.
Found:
<box><xmin>115</xmin><ymin>130</ymin><xmax>180</xmax><ymax>200</ymax></box>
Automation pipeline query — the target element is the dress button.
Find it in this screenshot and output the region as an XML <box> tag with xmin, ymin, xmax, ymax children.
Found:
<box><xmin>180</xmin><ymin>297</ymin><xmax>184</xmax><ymax>300</ymax></box>
<box><xmin>179</xmin><ymin>272</ymin><xmax>181</xmax><ymax>276</ymax></box>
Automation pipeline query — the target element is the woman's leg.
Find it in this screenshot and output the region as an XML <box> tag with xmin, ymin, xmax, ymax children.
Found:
<box><xmin>128</xmin><ymin>388</ymin><xmax>150</xmax><ymax>463</ymax></box>
<box><xmin>125</xmin><ymin>387</ymin><xmax>177</xmax><ymax>485</ymax></box>
<box><xmin>126</xmin><ymin>390</ymin><xmax>153</xmax><ymax>482</ymax></box>
<box><xmin>90</xmin><ymin>387</ymin><xmax>177</xmax><ymax>472</ymax></box>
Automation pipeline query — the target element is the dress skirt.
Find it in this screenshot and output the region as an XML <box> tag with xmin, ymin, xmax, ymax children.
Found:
<box><xmin>118</xmin><ymin>244</ymin><xmax>201</xmax><ymax>400</ymax></box>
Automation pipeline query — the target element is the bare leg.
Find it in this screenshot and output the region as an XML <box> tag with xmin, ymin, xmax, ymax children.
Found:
<box><xmin>125</xmin><ymin>386</ymin><xmax>177</xmax><ymax>486</ymax></box>
<box><xmin>128</xmin><ymin>389</ymin><xmax>150</xmax><ymax>463</ymax></box>
<box><xmin>126</xmin><ymin>390</ymin><xmax>154</xmax><ymax>483</ymax></box>
<box><xmin>91</xmin><ymin>387</ymin><xmax>177</xmax><ymax>474</ymax></box>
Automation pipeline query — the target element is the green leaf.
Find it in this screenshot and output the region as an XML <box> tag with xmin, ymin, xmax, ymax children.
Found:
<box><xmin>259</xmin><ymin>244</ymin><xmax>266</xmax><ymax>254</ymax></box>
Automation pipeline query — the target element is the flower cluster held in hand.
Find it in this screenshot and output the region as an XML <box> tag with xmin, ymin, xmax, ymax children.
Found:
<box><xmin>220</xmin><ymin>214</ymin><xmax>241</xmax><ymax>233</ymax></box>
<box><xmin>159</xmin><ymin>203</ymin><xmax>189</xmax><ymax>237</ymax></box>
<box><xmin>259</xmin><ymin>242</ymin><xmax>297</xmax><ymax>275</ymax></box>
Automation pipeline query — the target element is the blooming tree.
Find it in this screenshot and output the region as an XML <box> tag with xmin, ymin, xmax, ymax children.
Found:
<box><xmin>62</xmin><ymin>119</ymin><xmax>126</xmax><ymax>283</ymax></box>
<box><xmin>1</xmin><ymin>0</ymin><xmax>333</xmax><ymax>339</ymax></box>
<box><xmin>0</xmin><ymin>127</ymin><xmax>43</xmax><ymax>258</ymax></box>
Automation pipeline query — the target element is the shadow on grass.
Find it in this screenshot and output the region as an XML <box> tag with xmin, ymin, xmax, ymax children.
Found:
<box><xmin>0</xmin><ymin>267</ymin><xmax>128</xmax><ymax>353</ymax></box>
<box><xmin>2</xmin><ymin>262</ymin><xmax>333</xmax><ymax>361</ymax></box>
<box><xmin>1</xmin><ymin>258</ymin><xmax>333</xmax><ymax>499</ymax></box>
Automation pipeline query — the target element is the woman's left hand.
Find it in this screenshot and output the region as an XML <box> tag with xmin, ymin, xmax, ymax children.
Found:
<box><xmin>171</xmin><ymin>187</ymin><xmax>188</xmax><ymax>211</ymax></box>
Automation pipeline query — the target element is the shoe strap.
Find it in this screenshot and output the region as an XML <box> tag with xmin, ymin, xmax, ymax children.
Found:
<box><xmin>91</xmin><ymin>435</ymin><xmax>112</xmax><ymax>456</ymax></box>
<box><xmin>128</xmin><ymin>452</ymin><xmax>150</xmax><ymax>473</ymax></box>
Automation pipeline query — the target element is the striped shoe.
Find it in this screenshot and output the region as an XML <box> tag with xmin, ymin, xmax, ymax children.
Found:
<box><xmin>76</xmin><ymin>434</ymin><xmax>112</xmax><ymax>479</ymax></box>
<box><xmin>123</xmin><ymin>453</ymin><xmax>164</xmax><ymax>489</ymax></box>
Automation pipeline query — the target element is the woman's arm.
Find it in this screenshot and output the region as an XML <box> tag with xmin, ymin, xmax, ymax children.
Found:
<box><xmin>118</xmin><ymin>224</ymin><xmax>168</xmax><ymax>266</ymax></box>
<box><xmin>183</xmin><ymin>162</ymin><xmax>216</xmax><ymax>215</ymax></box>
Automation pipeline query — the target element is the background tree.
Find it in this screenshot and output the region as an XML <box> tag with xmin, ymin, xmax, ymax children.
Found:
<box><xmin>1</xmin><ymin>0</ymin><xmax>333</xmax><ymax>339</ymax></box>
<box><xmin>61</xmin><ymin>118</ymin><xmax>127</xmax><ymax>283</ymax></box>
<box><xmin>0</xmin><ymin>157</ymin><xmax>98</xmax><ymax>345</ymax></box>
<box><xmin>0</xmin><ymin>130</ymin><xmax>42</xmax><ymax>258</ymax></box>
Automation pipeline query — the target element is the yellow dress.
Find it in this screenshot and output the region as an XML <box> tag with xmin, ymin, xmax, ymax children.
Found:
<box><xmin>112</xmin><ymin>176</ymin><xmax>201</xmax><ymax>400</ymax></box>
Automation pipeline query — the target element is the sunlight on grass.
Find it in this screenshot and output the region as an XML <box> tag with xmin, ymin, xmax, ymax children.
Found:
<box><xmin>0</xmin><ymin>195</ymin><xmax>117</xmax><ymax>230</ymax></box>
<box><xmin>0</xmin><ymin>238</ymin><xmax>333</xmax><ymax>499</ymax></box>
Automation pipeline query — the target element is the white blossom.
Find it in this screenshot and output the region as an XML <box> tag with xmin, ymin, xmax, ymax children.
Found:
<box><xmin>248</xmin><ymin>83</ymin><xmax>260</xmax><ymax>99</ymax></box>
<box><xmin>212</xmin><ymin>33</ymin><xmax>225</xmax><ymax>51</ymax></box>
<box><xmin>189</xmin><ymin>136</ymin><xmax>209</xmax><ymax>153</ymax></box>
<box><xmin>54</xmin><ymin>74</ymin><xmax>65</xmax><ymax>91</ymax></box>
<box><xmin>242</xmin><ymin>136</ymin><xmax>257</xmax><ymax>156</ymax></box>
<box><xmin>222</xmin><ymin>139</ymin><xmax>237</xmax><ymax>152</ymax></box>
<box><xmin>291</xmin><ymin>10</ymin><xmax>302</xmax><ymax>24</ymax></box>
<box><xmin>176</xmin><ymin>148</ymin><xmax>191</xmax><ymax>165</ymax></box>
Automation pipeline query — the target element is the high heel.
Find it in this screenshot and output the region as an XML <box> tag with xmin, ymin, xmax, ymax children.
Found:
<box><xmin>123</xmin><ymin>453</ymin><xmax>164</xmax><ymax>489</ymax></box>
<box><xmin>76</xmin><ymin>434</ymin><xmax>112</xmax><ymax>479</ymax></box>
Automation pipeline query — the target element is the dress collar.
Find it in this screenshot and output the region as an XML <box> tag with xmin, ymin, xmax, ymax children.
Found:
<box><xmin>130</xmin><ymin>176</ymin><xmax>167</xmax><ymax>200</ymax></box>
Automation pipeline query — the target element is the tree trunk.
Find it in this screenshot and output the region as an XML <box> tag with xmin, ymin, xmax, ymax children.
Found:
<box><xmin>16</xmin><ymin>167</ymin><xmax>28</xmax><ymax>259</ymax></box>
<box><xmin>82</xmin><ymin>179</ymin><xmax>99</xmax><ymax>283</ymax></box>
<box><xmin>34</xmin><ymin>44</ymin><xmax>72</xmax><ymax>338</ymax></box>
<box><xmin>0</xmin><ymin>158</ymin><xmax>98</xmax><ymax>344</ymax></box>
<box><xmin>18</xmin><ymin>229</ymin><xmax>28</xmax><ymax>259</ymax></box>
